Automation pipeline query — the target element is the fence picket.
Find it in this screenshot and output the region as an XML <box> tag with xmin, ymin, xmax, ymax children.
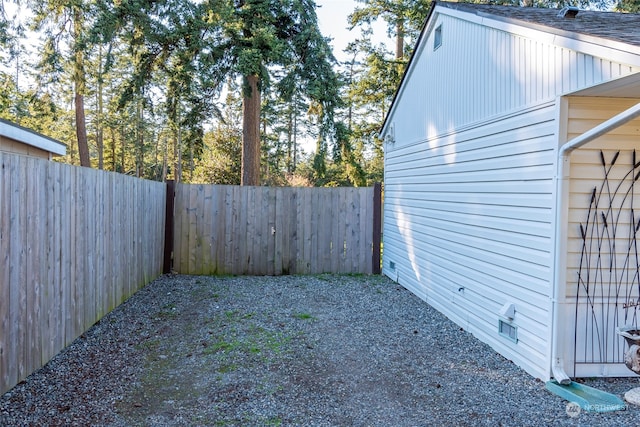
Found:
<box><xmin>212</xmin><ymin>185</ymin><xmax>220</xmax><ymax>274</ymax></box>
<box><xmin>223</xmin><ymin>186</ymin><xmax>233</xmax><ymax>274</ymax></box>
<box><xmin>0</xmin><ymin>154</ymin><xmax>12</xmax><ymax>392</ymax></box>
<box><xmin>26</xmin><ymin>158</ymin><xmax>40</xmax><ymax>377</ymax></box>
<box><xmin>14</xmin><ymin>154</ymin><xmax>26</xmax><ymax>383</ymax></box>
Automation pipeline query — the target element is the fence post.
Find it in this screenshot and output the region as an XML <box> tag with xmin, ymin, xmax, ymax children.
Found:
<box><xmin>372</xmin><ymin>182</ymin><xmax>382</xmax><ymax>274</ymax></box>
<box><xmin>163</xmin><ymin>180</ymin><xmax>175</xmax><ymax>274</ymax></box>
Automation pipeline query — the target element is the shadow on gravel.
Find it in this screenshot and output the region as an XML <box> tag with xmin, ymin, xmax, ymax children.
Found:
<box><xmin>2</xmin><ymin>274</ymin><xmax>640</xmax><ymax>426</ymax></box>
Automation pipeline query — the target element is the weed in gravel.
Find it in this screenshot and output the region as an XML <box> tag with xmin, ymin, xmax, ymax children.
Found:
<box><xmin>257</xmin><ymin>381</ymin><xmax>284</xmax><ymax>396</ymax></box>
<box><xmin>233</xmin><ymin>414</ymin><xmax>283</xmax><ymax>426</ymax></box>
<box><xmin>217</xmin><ymin>363</ymin><xmax>238</xmax><ymax>373</ymax></box>
<box><xmin>201</xmin><ymin>310</ymin><xmax>299</xmax><ymax>378</ymax></box>
<box><xmin>292</xmin><ymin>312</ymin><xmax>315</xmax><ymax>320</ymax></box>
<box><xmin>205</xmin><ymin>338</ymin><xmax>243</xmax><ymax>354</ymax></box>
<box><xmin>156</xmin><ymin>303</ymin><xmax>178</xmax><ymax>319</ymax></box>
<box><xmin>189</xmin><ymin>287</ymin><xmax>219</xmax><ymax>300</ymax></box>
<box><xmin>264</xmin><ymin>416</ymin><xmax>283</xmax><ymax>426</ymax></box>
<box><xmin>135</xmin><ymin>338</ymin><xmax>160</xmax><ymax>351</ymax></box>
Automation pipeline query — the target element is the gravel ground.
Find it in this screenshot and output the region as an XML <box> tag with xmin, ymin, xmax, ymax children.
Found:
<box><xmin>2</xmin><ymin>274</ymin><xmax>640</xmax><ymax>426</ymax></box>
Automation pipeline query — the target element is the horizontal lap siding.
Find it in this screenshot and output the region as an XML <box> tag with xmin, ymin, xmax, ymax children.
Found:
<box><xmin>383</xmin><ymin>103</ymin><xmax>557</xmax><ymax>380</ymax></box>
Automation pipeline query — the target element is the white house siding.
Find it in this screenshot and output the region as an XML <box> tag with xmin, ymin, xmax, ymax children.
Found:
<box><xmin>564</xmin><ymin>97</ymin><xmax>640</xmax><ymax>377</ymax></box>
<box><xmin>389</xmin><ymin>12</ymin><xmax>639</xmax><ymax>150</ymax></box>
<box><xmin>383</xmin><ymin>7</ymin><xmax>640</xmax><ymax>380</ymax></box>
<box><xmin>383</xmin><ymin>102</ymin><xmax>557</xmax><ymax>380</ymax></box>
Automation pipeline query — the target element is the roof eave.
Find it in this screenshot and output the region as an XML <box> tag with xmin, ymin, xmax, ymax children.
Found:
<box><xmin>0</xmin><ymin>119</ymin><xmax>67</xmax><ymax>156</ymax></box>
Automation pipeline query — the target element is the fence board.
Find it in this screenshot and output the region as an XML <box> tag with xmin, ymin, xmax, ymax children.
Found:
<box><xmin>302</xmin><ymin>189</ymin><xmax>313</xmax><ymax>273</ymax></box>
<box><xmin>247</xmin><ymin>186</ymin><xmax>256</xmax><ymax>274</ymax></box>
<box><xmin>321</xmin><ymin>190</ymin><xmax>332</xmax><ymax>272</ymax></box>
<box><xmin>81</xmin><ymin>169</ymin><xmax>92</xmax><ymax>335</ymax></box>
<box><xmin>337</xmin><ymin>188</ymin><xmax>347</xmax><ymax>273</ymax></box>
<box><xmin>268</xmin><ymin>188</ymin><xmax>276</xmax><ymax>275</ymax></box>
<box><xmin>64</xmin><ymin>166</ymin><xmax>72</xmax><ymax>340</ymax></box>
<box><xmin>310</xmin><ymin>189</ymin><xmax>319</xmax><ymax>274</ymax></box>
<box><xmin>26</xmin><ymin>158</ymin><xmax>40</xmax><ymax>378</ymax></box>
<box><xmin>287</xmin><ymin>189</ymin><xmax>297</xmax><ymax>274</ymax></box>
<box><xmin>45</xmin><ymin>161</ymin><xmax>58</xmax><ymax>365</ymax></box>
<box><xmin>113</xmin><ymin>174</ymin><xmax>123</xmax><ymax>306</ymax></box>
<box><xmin>235</xmin><ymin>187</ymin><xmax>244</xmax><ymax>274</ymax></box>
<box><xmin>2</xmin><ymin>154</ymin><xmax>15</xmax><ymax>390</ymax></box>
<box><xmin>13</xmin><ymin>154</ymin><xmax>26</xmax><ymax>383</ymax></box>
<box><xmin>190</xmin><ymin>185</ymin><xmax>200</xmax><ymax>274</ymax></box>
<box><xmin>223</xmin><ymin>186</ymin><xmax>233</xmax><ymax>274</ymax></box>
<box><xmin>202</xmin><ymin>185</ymin><xmax>213</xmax><ymax>274</ymax></box>
<box><xmin>360</xmin><ymin>188</ymin><xmax>372</xmax><ymax>274</ymax></box>
<box><xmin>172</xmin><ymin>184</ymin><xmax>379</xmax><ymax>276</ymax></box>
<box><xmin>0</xmin><ymin>153</ymin><xmax>165</xmax><ymax>396</ymax></box>
<box><xmin>210</xmin><ymin>186</ymin><xmax>221</xmax><ymax>274</ymax></box>
<box><xmin>34</xmin><ymin>160</ymin><xmax>47</xmax><ymax>368</ymax></box>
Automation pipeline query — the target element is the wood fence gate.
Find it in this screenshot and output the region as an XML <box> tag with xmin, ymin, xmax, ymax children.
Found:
<box><xmin>166</xmin><ymin>183</ymin><xmax>382</xmax><ymax>276</ymax></box>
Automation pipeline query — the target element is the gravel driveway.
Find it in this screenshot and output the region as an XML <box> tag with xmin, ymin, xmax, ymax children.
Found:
<box><xmin>2</xmin><ymin>274</ymin><xmax>640</xmax><ymax>426</ymax></box>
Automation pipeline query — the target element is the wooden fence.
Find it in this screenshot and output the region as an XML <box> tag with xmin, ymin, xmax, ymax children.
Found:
<box><xmin>169</xmin><ymin>183</ymin><xmax>381</xmax><ymax>275</ymax></box>
<box><xmin>0</xmin><ymin>157</ymin><xmax>381</xmax><ymax>396</ymax></box>
<box><xmin>0</xmin><ymin>152</ymin><xmax>166</xmax><ymax>396</ymax></box>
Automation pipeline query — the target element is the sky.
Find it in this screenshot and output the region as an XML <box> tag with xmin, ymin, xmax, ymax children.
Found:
<box><xmin>295</xmin><ymin>1</ymin><xmax>394</xmax><ymax>153</ymax></box>
<box><xmin>315</xmin><ymin>0</ymin><xmax>393</xmax><ymax>62</ymax></box>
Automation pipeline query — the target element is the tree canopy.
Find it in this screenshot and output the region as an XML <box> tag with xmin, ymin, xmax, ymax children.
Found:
<box><xmin>2</xmin><ymin>0</ymin><xmax>630</xmax><ymax>186</ymax></box>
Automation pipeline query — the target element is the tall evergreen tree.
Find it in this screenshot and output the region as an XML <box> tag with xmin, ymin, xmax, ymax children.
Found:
<box><xmin>29</xmin><ymin>0</ymin><xmax>92</xmax><ymax>167</ymax></box>
<box><xmin>97</xmin><ymin>0</ymin><xmax>340</xmax><ymax>185</ymax></box>
<box><xmin>215</xmin><ymin>0</ymin><xmax>340</xmax><ymax>185</ymax></box>
<box><xmin>349</xmin><ymin>0</ymin><xmax>430</xmax><ymax>60</ymax></box>
<box><xmin>342</xmin><ymin>1</ymin><xmax>430</xmax><ymax>186</ymax></box>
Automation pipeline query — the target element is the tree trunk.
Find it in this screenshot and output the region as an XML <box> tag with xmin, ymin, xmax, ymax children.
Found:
<box><xmin>96</xmin><ymin>45</ymin><xmax>104</xmax><ymax>170</ymax></box>
<box><xmin>175</xmin><ymin>126</ymin><xmax>182</xmax><ymax>183</ymax></box>
<box><xmin>241</xmin><ymin>74</ymin><xmax>261</xmax><ymax>186</ymax></box>
<box><xmin>120</xmin><ymin>126</ymin><xmax>126</xmax><ymax>173</ymax></box>
<box><xmin>73</xmin><ymin>8</ymin><xmax>91</xmax><ymax>168</ymax></box>
<box><xmin>136</xmin><ymin>99</ymin><xmax>144</xmax><ymax>178</ymax></box>
<box><xmin>395</xmin><ymin>19</ymin><xmax>404</xmax><ymax>60</ymax></box>
<box><xmin>286</xmin><ymin>107</ymin><xmax>293</xmax><ymax>173</ymax></box>
<box><xmin>293</xmin><ymin>109</ymin><xmax>298</xmax><ymax>171</ymax></box>
<box><xmin>109</xmin><ymin>126</ymin><xmax>116</xmax><ymax>172</ymax></box>
<box><xmin>75</xmin><ymin>92</ymin><xmax>91</xmax><ymax>167</ymax></box>
<box><xmin>162</xmin><ymin>137</ymin><xmax>168</xmax><ymax>182</ymax></box>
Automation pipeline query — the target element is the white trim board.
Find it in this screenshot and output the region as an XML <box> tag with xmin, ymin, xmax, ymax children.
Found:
<box><xmin>0</xmin><ymin>120</ymin><xmax>66</xmax><ymax>156</ymax></box>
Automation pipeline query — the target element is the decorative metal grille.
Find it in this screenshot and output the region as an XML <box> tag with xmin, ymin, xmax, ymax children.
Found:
<box><xmin>574</xmin><ymin>150</ymin><xmax>640</xmax><ymax>370</ymax></box>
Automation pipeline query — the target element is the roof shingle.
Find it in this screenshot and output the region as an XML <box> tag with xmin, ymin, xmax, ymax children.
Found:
<box><xmin>439</xmin><ymin>2</ymin><xmax>640</xmax><ymax>48</ymax></box>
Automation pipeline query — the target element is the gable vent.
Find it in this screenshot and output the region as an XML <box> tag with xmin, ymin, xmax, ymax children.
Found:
<box><xmin>557</xmin><ymin>6</ymin><xmax>579</xmax><ymax>19</ymax></box>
